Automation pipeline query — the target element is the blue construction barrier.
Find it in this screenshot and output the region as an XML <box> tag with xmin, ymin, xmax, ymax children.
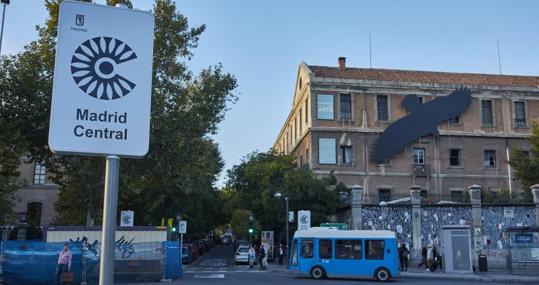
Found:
<box><xmin>1</xmin><ymin>240</ymin><xmax>182</xmax><ymax>284</ymax></box>
<box><xmin>163</xmin><ymin>241</ymin><xmax>183</xmax><ymax>279</ymax></box>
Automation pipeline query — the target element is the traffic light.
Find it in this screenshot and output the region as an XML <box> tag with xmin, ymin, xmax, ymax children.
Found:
<box><xmin>172</xmin><ymin>227</ymin><xmax>177</xmax><ymax>232</ymax></box>
<box><xmin>248</xmin><ymin>220</ymin><xmax>254</xmax><ymax>235</ymax></box>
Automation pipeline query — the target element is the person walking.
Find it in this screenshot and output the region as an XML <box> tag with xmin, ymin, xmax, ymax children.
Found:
<box><xmin>56</xmin><ymin>243</ymin><xmax>72</xmax><ymax>285</ymax></box>
<box><xmin>278</xmin><ymin>243</ymin><xmax>284</xmax><ymax>265</ymax></box>
<box><xmin>248</xmin><ymin>245</ymin><xmax>256</xmax><ymax>269</ymax></box>
<box><xmin>259</xmin><ymin>244</ymin><xmax>266</xmax><ymax>270</ymax></box>
<box><xmin>417</xmin><ymin>245</ymin><xmax>428</xmax><ymax>269</ymax></box>
<box><xmin>398</xmin><ymin>242</ymin><xmax>409</xmax><ymax>271</ymax></box>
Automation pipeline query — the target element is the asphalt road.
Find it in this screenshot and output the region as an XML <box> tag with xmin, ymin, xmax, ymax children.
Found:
<box><xmin>126</xmin><ymin>244</ymin><xmax>519</xmax><ymax>285</ymax></box>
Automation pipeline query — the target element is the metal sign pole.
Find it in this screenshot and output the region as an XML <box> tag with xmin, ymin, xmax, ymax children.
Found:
<box><xmin>180</xmin><ymin>233</ymin><xmax>184</xmax><ymax>272</ymax></box>
<box><xmin>99</xmin><ymin>155</ymin><xmax>120</xmax><ymax>285</ymax></box>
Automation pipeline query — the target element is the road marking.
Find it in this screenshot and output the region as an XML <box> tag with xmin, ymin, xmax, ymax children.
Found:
<box><xmin>193</xmin><ymin>274</ymin><xmax>225</xmax><ymax>279</ymax></box>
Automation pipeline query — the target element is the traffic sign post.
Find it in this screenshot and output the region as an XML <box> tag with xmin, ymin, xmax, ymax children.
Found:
<box><xmin>50</xmin><ymin>2</ymin><xmax>154</xmax><ymax>284</ymax></box>
<box><xmin>178</xmin><ymin>221</ymin><xmax>187</xmax><ymax>271</ymax></box>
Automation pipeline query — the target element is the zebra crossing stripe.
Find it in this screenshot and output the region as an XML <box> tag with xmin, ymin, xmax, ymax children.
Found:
<box><xmin>193</xmin><ymin>274</ymin><xmax>225</xmax><ymax>279</ymax></box>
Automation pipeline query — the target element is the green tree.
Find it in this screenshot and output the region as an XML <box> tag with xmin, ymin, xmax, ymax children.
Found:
<box><xmin>510</xmin><ymin>121</ymin><xmax>539</xmax><ymax>203</ymax></box>
<box><xmin>0</xmin><ymin>0</ymin><xmax>237</xmax><ymax>236</ymax></box>
<box><xmin>226</xmin><ymin>151</ymin><xmax>344</xmax><ymax>241</ymax></box>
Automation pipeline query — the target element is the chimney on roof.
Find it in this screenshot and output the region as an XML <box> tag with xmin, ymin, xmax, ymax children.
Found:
<box><xmin>338</xmin><ymin>57</ymin><xmax>346</xmax><ymax>71</ymax></box>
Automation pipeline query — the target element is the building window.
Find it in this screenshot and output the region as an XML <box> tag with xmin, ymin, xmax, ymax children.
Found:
<box><xmin>514</xmin><ymin>101</ymin><xmax>527</xmax><ymax>128</ymax></box>
<box><xmin>299</xmin><ymin>109</ymin><xmax>302</xmax><ymax>133</ymax></box>
<box><xmin>378</xmin><ymin>189</ymin><xmax>391</xmax><ymax>202</ymax></box>
<box><xmin>319</xmin><ymin>138</ymin><xmax>336</xmax><ymax>164</ymax></box>
<box><xmin>484</xmin><ymin>149</ymin><xmax>497</xmax><ymax>168</ymax></box>
<box><xmin>341</xmin><ymin>145</ymin><xmax>353</xmax><ymax>165</ymax></box>
<box><xmin>481</xmin><ymin>100</ymin><xmax>494</xmax><ymax>126</ymax></box>
<box><xmin>377</xmin><ymin>95</ymin><xmax>389</xmax><ymax>121</ymax></box>
<box><xmin>448</xmin><ymin>116</ymin><xmax>460</xmax><ymax>124</ymax></box>
<box><xmin>420</xmin><ymin>190</ymin><xmax>428</xmax><ymax>199</ymax></box>
<box><xmin>296</xmin><ymin>117</ymin><xmax>299</xmax><ymax>139</ymax></box>
<box><xmin>340</xmin><ymin>94</ymin><xmax>352</xmax><ymax>120</ymax></box>
<box><xmin>319</xmin><ymin>239</ymin><xmax>332</xmax><ymax>259</ymax></box>
<box><xmin>33</xmin><ymin>162</ymin><xmax>46</xmax><ymax>185</ymax></box>
<box><xmin>306</xmin><ymin>148</ymin><xmax>310</xmax><ymax>164</ymax></box>
<box><xmin>301</xmin><ymin>240</ymin><xmax>314</xmax><ymax>258</ymax></box>
<box><xmin>305</xmin><ymin>99</ymin><xmax>309</xmax><ymax>123</ymax></box>
<box><xmin>450</xmin><ymin>190</ymin><xmax>464</xmax><ymax>203</ymax></box>
<box><xmin>413</xmin><ymin>147</ymin><xmax>425</xmax><ymax>165</ymax></box>
<box><xmin>299</xmin><ymin>77</ymin><xmax>302</xmax><ymax>90</ymax></box>
<box><xmin>365</xmin><ymin>240</ymin><xmax>385</xmax><ymax>260</ymax></box>
<box><xmin>335</xmin><ymin>240</ymin><xmax>361</xmax><ymax>259</ymax></box>
<box><xmin>317</xmin><ymin>94</ymin><xmax>334</xmax><ymax>120</ymax></box>
<box><xmin>449</xmin><ymin>148</ymin><xmax>461</xmax><ymax>167</ymax></box>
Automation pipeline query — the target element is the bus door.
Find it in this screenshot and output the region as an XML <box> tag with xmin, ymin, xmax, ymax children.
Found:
<box><xmin>363</xmin><ymin>239</ymin><xmax>388</xmax><ymax>274</ymax></box>
<box><xmin>299</xmin><ymin>239</ymin><xmax>315</xmax><ymax>273</ymax></box>
<box><xmin>333</xmin><ymin>239</ymin><xmax>363</xmax><ymax>275</ymax></box>
<box><xmin>289</xmin><ymin>239</ymin><xmax>299</xmax><ymax>271</ymax></box>
<box><xmin>317</xmin><ymin>239</ymin><xmax>335</xmax><ymax>273</ymax></box>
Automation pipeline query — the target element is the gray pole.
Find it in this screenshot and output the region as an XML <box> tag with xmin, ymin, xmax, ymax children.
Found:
<box><xmin>285</xmin><ymin>196</ymin><xmax>289</xmax><ymax>267</ymax></box>
<box><xmin>0</xmin><ymin>3</ymin><xmax>7</xmax><ymax>55</ymax></box>
<box><xmin>99</xmin><ymin>155</ymin><xmax>120</xmax><ymax>285</ymax></box>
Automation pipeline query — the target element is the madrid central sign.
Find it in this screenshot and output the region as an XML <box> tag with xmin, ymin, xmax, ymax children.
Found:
<box><xmin>48</xmin><ymin>1</ymin><xmax>154</xmax><ymax>158</ymax></box>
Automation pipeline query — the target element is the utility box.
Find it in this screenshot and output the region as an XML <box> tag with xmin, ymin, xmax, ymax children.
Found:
<box><xmin>441</xmin><ymin>225</ymin><xmax>473</xmax><ymax>273</ymax></box>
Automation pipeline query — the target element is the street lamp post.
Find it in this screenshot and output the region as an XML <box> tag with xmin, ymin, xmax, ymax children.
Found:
<box><xmin>275</xmin><ymin>192</ymin><xmax>290</xmax><ymax>266</ymax></box>
<box><xmin>0</xmin><ymin>0</ymin><xmax>10</xmax><ymax>56</ymax></box>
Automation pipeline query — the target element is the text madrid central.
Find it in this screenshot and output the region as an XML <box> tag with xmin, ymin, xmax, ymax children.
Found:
<box><xmin>73</xmin><ymin>108</ymin><xmax>128</xmax><ymax>140</ymax></box>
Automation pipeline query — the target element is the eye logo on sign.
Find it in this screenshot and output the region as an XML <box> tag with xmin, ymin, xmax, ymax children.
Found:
<box><xmin>71</xmin><ymin>37</ymin><xmax>137</xmax><ymax>100</ymax></box>
<box><xmin>300</xmin><ymin>215</ymin><xmax>308</xmax><ymax>224</ymax></box>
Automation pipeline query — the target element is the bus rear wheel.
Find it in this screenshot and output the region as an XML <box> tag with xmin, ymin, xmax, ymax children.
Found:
<box><xmin>310</xmin><ymin>266</ymin><xmax>326</xmax><ymax>279</ymax></box>
<box><xmin>375</xmin><ymin>267</ymin><xmax>390</xmax><ymax>281</ymax></box>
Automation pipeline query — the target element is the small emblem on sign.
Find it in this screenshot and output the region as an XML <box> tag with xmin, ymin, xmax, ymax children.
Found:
<box><xmin>76</xmin><ymin>14</ymin><xmax>85</xmax><ymax>26</ymax></box>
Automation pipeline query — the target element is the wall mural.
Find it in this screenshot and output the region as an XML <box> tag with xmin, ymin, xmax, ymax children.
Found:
<box><xmin>371</xmin><ymin>87</ymin><xmax>472</xmax><ymax>163</ymax></box>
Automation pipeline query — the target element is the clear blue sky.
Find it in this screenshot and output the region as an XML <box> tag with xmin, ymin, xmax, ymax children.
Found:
<box><xmin>3</xmin><ymin>1</ymin><xmax>539</xmax><ymax>185</ymax></box>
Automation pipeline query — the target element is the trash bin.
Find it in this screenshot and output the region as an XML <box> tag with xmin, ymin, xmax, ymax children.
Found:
<box><xmin>478</xmin><ymin>253</ymin><xmax>488</xmax><ymax>272</ymax></box>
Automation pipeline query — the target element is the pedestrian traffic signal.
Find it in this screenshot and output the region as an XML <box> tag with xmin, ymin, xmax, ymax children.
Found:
<box><xmin>248</xmin><ymin>228</ymin><xmax>253</xmax><ymax>234</ymax></box>
<box><xmin>248</xmin><ymin>220</ymin><xmax>254</xmax><ymax>235</ymax></box>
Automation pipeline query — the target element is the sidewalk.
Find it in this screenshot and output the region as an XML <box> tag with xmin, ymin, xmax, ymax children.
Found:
<box><xmin>268</xmin><ymin>263</ymin><xmax>539</xmax><ymax>283</ymax></box>
<box><xmin>399</xmin><ymin>267</ymin><xmax>539</xmax><ymax>283</ymax></box>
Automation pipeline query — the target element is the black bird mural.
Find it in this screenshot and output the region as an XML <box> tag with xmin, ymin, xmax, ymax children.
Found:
<box><xmin>371</xmin><ymin>87</ymin><xmax>472</xmax><ymax>164</ymax></box>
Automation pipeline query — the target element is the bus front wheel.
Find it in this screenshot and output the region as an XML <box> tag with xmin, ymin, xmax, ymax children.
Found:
<box><xmin>375</xmin><ymin>267</ymin><xmax>390</xmax><ymax>281</ymax></box>
<box><xmin>310</xmin><ymin>266</ymin><xmax>326</xmax><ymax>279</ymax></box>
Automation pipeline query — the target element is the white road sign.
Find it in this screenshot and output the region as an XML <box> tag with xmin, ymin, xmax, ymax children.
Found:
<box><xmin>120</xmin><ymin>210</ymin><xmax>134</xmax><ymax>227</ymax></box>
<box><xmin>298</xmin><ymin>210</ymin><xmax>311</xmax><ymax>231</ymax></box>
<box><xmin>49</xmin><ymin>1</ymin><xmax>154</xmax><ymax>158</ymax></box>
<box><xmin>178</xmin><ymin>220</ymin><xmax>187</xmax><ymax>234</ymax></box>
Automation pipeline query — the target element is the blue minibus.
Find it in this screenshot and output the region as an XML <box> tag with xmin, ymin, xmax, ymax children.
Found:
<box><xmin>289</xmin><ymin>227</ymin><xmax>399</xmax><ymax>281</ymax></box>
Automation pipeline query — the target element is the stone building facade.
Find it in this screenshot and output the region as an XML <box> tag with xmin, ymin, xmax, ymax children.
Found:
<box><xmin>12</xmin><ymin>158</ymin><xmax>59</xmax><ymax>227</ymax></box>
<box><xmin>273</xmin><ymin>58</ymin><xmax>539</xmax><ymax>203</ymax></box>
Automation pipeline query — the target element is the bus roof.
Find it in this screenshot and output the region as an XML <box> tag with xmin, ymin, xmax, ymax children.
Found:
<box><xmin>293</xmin><ymin>227</ymin><xmax>396</xmax><ymax>239</ymax></box>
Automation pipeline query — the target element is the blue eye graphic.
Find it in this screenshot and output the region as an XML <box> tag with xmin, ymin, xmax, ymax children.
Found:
<box><xmin>71</xmin><ymin>37</ymin><xmax>137</xmax><ymax>100</ymax></box>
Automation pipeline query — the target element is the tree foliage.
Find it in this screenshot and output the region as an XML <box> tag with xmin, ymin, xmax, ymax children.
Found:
<box><xmin>510</xmin><ymin>120</ymin><xmax>539</xmax><ymax>203</ymax></box>
<box><xmin>0</xmin><ymin>0</ymin><xmax>237</xmax><ymax>238</ymax></box>
<box><xmin>225</xmin><ymin>151</ymin><xmax>345</xmax><ymax>242</ymax></box>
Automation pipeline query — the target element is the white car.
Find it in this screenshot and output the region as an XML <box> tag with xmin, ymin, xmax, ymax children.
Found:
<box><xmin>234</xmin><ymin>245</ymin><xmax>254</xmax><ymax>265</ymax></box>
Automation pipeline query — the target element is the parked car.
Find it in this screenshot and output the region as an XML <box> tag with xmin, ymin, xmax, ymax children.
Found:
<box><xmin>183</xmin><ymin>243</ymin><xmax>198</xmax><ymax>262</ymax></box>
<box><xmin>234</xmin><ymin>245</ymin><xmax>254</xmax><ymax>265</ymax></box>
<box><xmin>181</xmin><ymin>246</ymin><xmax>192</xmax><ymax>264</ymax></box>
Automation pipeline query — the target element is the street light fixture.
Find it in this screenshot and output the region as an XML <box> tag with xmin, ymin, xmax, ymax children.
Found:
<box><xmin>0</xmin><ymin>0</ymin><xmax>9</xmax><ymax>56</ymax></box>
<box><xmin>275</xmin><ymin>192</ymin><xmax>289</xmax><ymax>267</ymax></box>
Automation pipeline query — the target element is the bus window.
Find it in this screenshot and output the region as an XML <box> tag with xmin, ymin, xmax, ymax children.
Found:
<box><xmin>291</xmin><ymin>239</ymin><xmax>298</xmax><ymax>266</ymax></box>
<box><xmin>336</xmin><ymin>240</ymin><xmax>361</xmax><ymax>259</ymax></box>
<box><xmin>319</xmin><ymin>239</ymin><xmax>332</xmax><ymax>259</ymax></box>
<box><xmin>301</xmin><ymin>240</ymin><xmax>314</xmax><ymax>258</ymax></box>
<box><xmin>366</xmin><ymin>240</ymin><xmax>385</xmax><ymax>260</ymax></box>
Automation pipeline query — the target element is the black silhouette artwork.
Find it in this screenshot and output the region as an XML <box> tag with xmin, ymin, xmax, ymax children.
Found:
<box><xmin>371</xmin><ymin>87</ymin><xmax>472</xmax><ymax>164</ymax></box>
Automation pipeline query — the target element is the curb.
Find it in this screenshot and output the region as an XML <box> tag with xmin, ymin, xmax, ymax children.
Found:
<box><xmin>401</xmin><ymin>272</ymin><xmax>539</xmax><ymax>283</ymax></box>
